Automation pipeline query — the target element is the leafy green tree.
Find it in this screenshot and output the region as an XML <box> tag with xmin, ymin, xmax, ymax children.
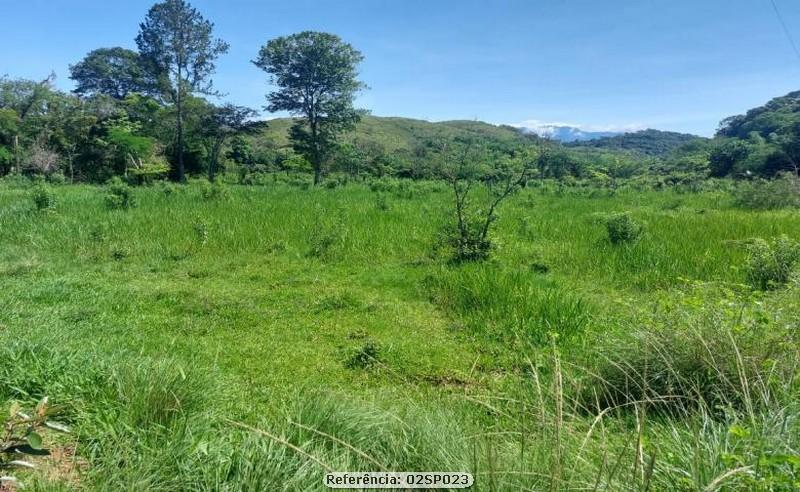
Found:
<box><xmin>69</xmin><ymin>48</ymin><xmax>149</xmax><ymax>99</ymax></box>
<box><xmin>136</xmin><ymin>0</ymin><xmax>229</xmax><ymax>181</ymax></box>
<box><xmin>253</xmin><ymin>31</ymin><xmax>365</xmax><ymax>185</ymax></box>
<box><xmin>709</xmin><ymin>140</ymin><xmax>751</xmax><ymax>177</ymax></box>
<box><xmin>201</xmin><ymin>104</ymin><xmax>260</xmax><ymax>181</ymax></box>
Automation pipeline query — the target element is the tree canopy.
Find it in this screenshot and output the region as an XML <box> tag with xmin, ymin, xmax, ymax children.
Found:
<box><xmin>253</xmin><ymin>31</ymin><xmax>365</xmax><ymax>184</ymax></box>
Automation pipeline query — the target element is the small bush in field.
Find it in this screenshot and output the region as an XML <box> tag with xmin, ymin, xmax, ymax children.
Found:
<box><xmin>158</xmin><ymin>180</ymin><xmax>177</xmax><ymax>196</ymax></box>
<box><xmin>31</xmin><ymin>184</ymin><xmax>56</xmax><ymax>211</ymax></box>
<box><xmin>440</xmin><ymin>220</ymin><xmax>493</xmax><ymax>263</ymax></box>
<box><xmin>47</xmin><ymin>172</ymin><xmax>67</xmax><ymax>185</ymax></box>
<box><xmin>605</xmin><ymin>212</ymin><xmax>643</xmax><ymax>244</ymax></box>
<box><xmin>105</xmin><ymin>177</ymin><xmax>136</xmax><ymax>209</ymax></box>
<box><xmin>375</xmin><ymin>194</ymin><xmax>390</xmax><ymax>211</ymax></box>
<box><xmin>744</xmin><ymin>235</ymin><xmax>800</xmax><ymax>290</ymax></box>
<box><xmin>307</xmin><ymin>210</ymin><xmax>346</xmax><ymax>260</ymax></box>
<box><xmin>344</xmin><ymin>339</ymin><xmax>381</xmax><ymax>369</ymax></box>
<box><xmin>193</xmin><ymin>218</ymin><xmax>209</xmax><ymax>247</ymax></box>
<box><xmin>200</xmin><ymin>180</ymin><xmax>229</xmax><ymax>201</ymax></box>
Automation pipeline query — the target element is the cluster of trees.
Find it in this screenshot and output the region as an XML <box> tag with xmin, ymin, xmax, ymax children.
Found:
<box><xmin>1</xmin><ymin>0</ymin><xmax>797</xmax><ymax>186</ymax></box>
<box><xmin>709</xmin><ymin>91</ymin><xmax>800</xmax><ymax>177</ymax></box>
<box><xmin>0</xmin><ymin>0</ymin><xmax>364</xmax><ymax>185</ymax></box>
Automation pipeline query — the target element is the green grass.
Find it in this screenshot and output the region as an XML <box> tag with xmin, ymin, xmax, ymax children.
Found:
<box><xmin>0</xmin><ymin>178</ymin><xmax>798</xmax><ymax>490</ymax></box>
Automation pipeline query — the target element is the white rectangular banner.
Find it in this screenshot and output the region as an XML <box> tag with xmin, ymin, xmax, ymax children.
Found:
<box><xmin>325</xmin><ymin>472</ymin><xmax>474</xmax><ymax>489</ymax></box>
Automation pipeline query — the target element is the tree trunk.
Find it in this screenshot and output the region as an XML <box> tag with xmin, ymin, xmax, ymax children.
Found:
<box><xmin>209</xmin><ymin>138</ymin><xmax>223</xmax><ymax>182</ymax></box>
<box><xmin>176</xmin><ymin>93</ymin><xmax>185</xmax><ymax>182</ymax></box>
<box><xmin>313</xmin><ymin>164</ymin><xmax>322</xmax><ymax>185</ymax></box>
<box><xmin>175</xmin><ymin>63</ymin><xmax>185</xmax><ymax>183</ymax></box>
<box><xmin>13</xmin><ymin>135</ymin><xmax>19</xmax><ymax>174</ymax></box>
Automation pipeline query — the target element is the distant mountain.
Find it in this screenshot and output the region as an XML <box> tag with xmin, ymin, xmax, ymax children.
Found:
<box><xmin>566</xmin><ymin>129</ymin><xmax>706</xmax><ymax>157</ymax></box>
<box><xmin>516</xmin><ymin>125</ymin><xmax>620</xmax><ymax>142</ymax></box>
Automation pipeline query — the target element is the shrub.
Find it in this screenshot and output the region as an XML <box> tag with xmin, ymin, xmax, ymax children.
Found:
<box><xmin>31</xmin><ymin>184</ymin><xmax>56</xmax><ymax>211</ymax></box>
<box><xmin>47</xmin><ymin>172</ymin><xmax>67</xmax><ymax>185</ymax></box>
<box><xmin>605</xmin><ymin>212</ymin><xmax>643</xmax><ymax>244</ymax></box>
<box><xmin>1</xmin><ymin>397</ymin><xmax>69</xmax><ymax>487</ymax></box>
<box><xmin>307</xmin><ymin>209</ymin><xmax>347</xmax><ymax>260</ymax></box>
<box><xmin>344</xmin><ymin>339</ymin><xmax>381</xmax><ymax>369</ymax></box>
<box><xmin>582</xmin><ymin>282</ymin><xmax>796</xmax><ymax>415</ymax></box>
<box><xmin>733</xmin><ymin>173</ymin><xmax>800</xmax><ymax>210</ymax></box>
<box><xmin>105</xmin><ymin>177</ymin><xmax>136</xmax><ymax>210</ymax></box>
<box><xmin>193</xmin><ymin>219</ymin><xmax>209</xmax><ymax>247</ymax></box>
<box><xmin>744</xmin><ymin>235</ymin><xmax>800</xmax><ymax>290</ymax></box>
<box><xmin>200</xmin><ymin>180</ymin><xmax>229</xmax><ymax>201</ymax></box>
<box><xmin>158</xmin><ymin>180</ymin><xmax>177</xmax><ymax>196</ymax></box>
<box><xmin>375</xmin><ymin>194</ymin><xmax>390</xmax><ymax>211</ymax></box>
<box><xmin>439</xmin><ymin>220</ymin><xmax>493</xmax><ymax>263</ymax></box>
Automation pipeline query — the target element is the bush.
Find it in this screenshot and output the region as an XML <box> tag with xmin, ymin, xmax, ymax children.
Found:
<box><xmin>307</xmin><ymin>209</ymin><xmax>347</xmax><ymax>260</ymax></box>
<box><xmin>47</xmin><ymin>172</ymin><xmax>67</xmax><ymax>185</ymax></box>
<box><xmin>157</xmin><ymin>180</ymin><xmax>177</xmax><ymax>196</ymax></box>
<box><xmin>440</xmin><ymin>220</ymin><xmax>493</xmax><ymax>263</ymax></box>
<box><xmin>733</xmin><ymin>173</ymin><xmax>800</xmax><ymax>210</ymax></box>
<box><xmin>31</xmin><ymin>184</ymin><xmax>56</xmax><ymax>211</ymax></box>
<box><xmin>105</xmin><ymin>178</ymin><xmax>136</xmax><ymax>209</ymax></box>
<box><xmin>582</xmin><ymin>282</ymin><xmax>796</xmax><ymax>415</ymax></box>
<box><xmin>344</xmin><ymin>339</ymin><xmax>381</xmax><ymax>369</ymax></box>
<box><xmin>605</xmin><ymin>212</ymin><xmax>643</xmax><ymax>244</ymax></box>
<box><xmin>744</xmin><ymin>235</ymin><xmax>800</xmax><ymax>290</ymax></box>
<box><xmin>199</xmin><ymin>180</ymin><xmax>229</xmax><ymax>201</ymax></box>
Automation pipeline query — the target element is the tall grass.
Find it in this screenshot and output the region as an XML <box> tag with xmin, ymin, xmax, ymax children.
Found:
<box><xmin>0</xmin><ymin>178</ymin><xmax>798</xmax><ymax>490</ymax></box>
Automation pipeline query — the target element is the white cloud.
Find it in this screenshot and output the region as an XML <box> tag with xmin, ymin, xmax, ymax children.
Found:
<box><xmin>509</xmin><ymin>119</ymin><xmax>646</xmax><ymax>137</ymax></box>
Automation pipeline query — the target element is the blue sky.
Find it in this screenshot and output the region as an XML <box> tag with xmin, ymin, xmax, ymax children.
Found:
<box><xmin>3</xmin><ymin>0</ymin><xmax>799</xmax><ymax>136</ymax></box>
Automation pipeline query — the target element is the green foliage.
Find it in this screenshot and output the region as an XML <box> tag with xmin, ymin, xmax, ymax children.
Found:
<box><xmin>583</xmin><ymin>282</ymin><xmax>797</xmax><ymax>416</ymax></box>
<box><xmin>253</xmin><ymin>31</ymin><xmax>365</xmax><ymax>184</ymax></box>
<box><xmin>31</xmin><ymin>184</ymin><xmax>56</xmax><ymax>211</ymax></box>
<box><xmin>136</xmin><ymin>0</ymin><xmax>230</xmax><ymax>181</ymax></box>
<box><xmin>307</xmin><ymin>209</ymin><xmax>347</xmax><ymax>261</ymax></box>
<box><xmin>604</xmin><ymin>211</ymin><xmax>643</xmax><ymax>244</ymax></box>
<box><xmin>439</xmin><ymin>143</ymin><xmax>535</xmax><ymax>262</ymax></box>
<box><xmin>567</xmin><ymin>129</ymin><xmax>705</xmax><ymax>157</ymax></box>
<box><xmin>0</xmin><ymin>182</ymin><xmax>799</xmax><ymax>490</ymax></box>
<box><xmin>199</xmin><ymin>179</ymin><xmax>229</xmax><ymax>201</ymax></box>
<box><xmin>427</xmin><ymin>266</ymin><xmax>590</xmax><ymax>348</ymax></box>
<box><xmin>733</xmin><ymin>173</ymin><xmax>800</xmax><ymax>209</ymax></box>
<box><xmin>69</xmin><ymin>47</ymin><xmax>149</xmax><ymax>99</ymax></box>
<box><xmin>1</xmin><ymin>397</ymin><xmax>69</xmax><ymax>486</ymax></box>
<box><xmin>344</xmin><ymin>339</ymin><xmax>381</xmax><ymax>369</ymax></box>
<box><xmin>104</xmin><ymin>177</ymin><xmax>136</xmax><ymax>209</ymax></box>
<box><xmin>744</xmin><ymin>235</ymin><xmax>800</xmax><ymax>290</ymax></box>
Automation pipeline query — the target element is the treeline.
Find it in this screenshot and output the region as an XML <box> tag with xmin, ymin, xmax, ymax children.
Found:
<box><xmin>0</xmin><ymin>0</ymin><xmax>364</xmax><ymax>185</ymax></box>
<box><xmin>0</xmin><ymin>0</ymin><xmax>797</xmax><ymax>186</ymax></box>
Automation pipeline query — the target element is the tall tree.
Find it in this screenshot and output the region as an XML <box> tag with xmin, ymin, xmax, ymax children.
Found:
<box><xmin>253</xmin><ymin>31</ymin><xmax>365</xmax><ymax>185</ymax></box>
<box><xmin>69</xmin><ymin>47</ymin><xmax>148</xmax><ymax>99</ymax></box>
<box><xmin>135</xmin><ymin>0</ymin><xmax>228</xmax><ymax>182</ymax></box>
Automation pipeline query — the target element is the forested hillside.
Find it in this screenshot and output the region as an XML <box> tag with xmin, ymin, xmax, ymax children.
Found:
<box><xmin>708</xmin><ymin>90</ymin><xmax>800</xmax><ymax>176</ymax></box>
<box><xmin>566</xmin><ymin>129</ymin><xmax>705</xmax><ymax>156</ymax></box>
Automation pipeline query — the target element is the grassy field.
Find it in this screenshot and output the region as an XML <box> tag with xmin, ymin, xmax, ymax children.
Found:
<box><xmin>0</xmin><ymin>177</ymin><xmax>798</xmax><ymax>491</ymax></box>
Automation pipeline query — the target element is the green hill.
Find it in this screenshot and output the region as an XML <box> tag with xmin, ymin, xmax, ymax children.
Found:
<box><xmin>566</xmin><ymin>129</ymin><xmax>705</xmax><ymax>157</ymax></box>
<box><xmin>256</xmin><ymin>115</ymin><xmax>536</xmax><ymax>152</ymax></box>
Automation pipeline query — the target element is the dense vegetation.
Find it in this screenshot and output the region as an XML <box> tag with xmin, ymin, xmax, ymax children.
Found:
<box><xmin>565</xmin><ymin>129</ymin><xmax>704</xmax><ymax>156</ymax></box>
